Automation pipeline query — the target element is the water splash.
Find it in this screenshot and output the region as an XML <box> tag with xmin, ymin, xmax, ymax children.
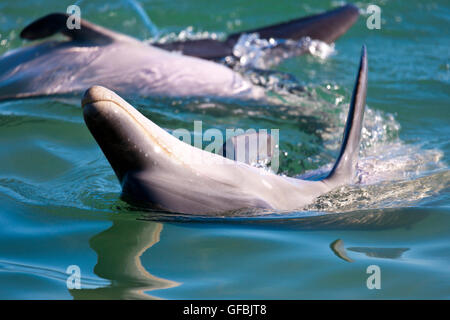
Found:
<box><xmin>149</xmin><ymin>26</ymin><xmax>225</xmax><ymax>45</ymax></box>
<box><xmin>304</xmin><ymin>170</ymin><xmax>449</xmax><ymax>213</ymax></box>
<box><xmin>357</xmin><ymin>143</ymin><xmax>445</xmax><ymax>185</ymax></box>
<box><xmin>229</xmin><ymin>33</ymin><xmax>335</xmax><ymax>69</ymax></box>
<box><xmin>297</xmin><ymin>96</ymin><xmax>448</xmax><ymax>212</ymax></box>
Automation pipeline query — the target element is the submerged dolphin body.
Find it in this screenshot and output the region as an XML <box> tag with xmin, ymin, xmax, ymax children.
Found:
<box><xmin>0</xmin><ymin>5</ymin><xmax>359</xmax><ymax>101</ymax></box>
<box><xmin>82</xmin><ymin>46</ymin><xmax>368</xmax><ymax>215</ymax></box>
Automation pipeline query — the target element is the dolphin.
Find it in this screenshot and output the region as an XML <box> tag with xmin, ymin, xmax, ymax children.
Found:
<box><xmin>0</xmin><ymin>4</ymin><xmax>359</xmax><ymax>101</ymax></box>
<box><xmin>81</xmin><ymin>46</ymin><xmax>368</xmax><ymax>215</ymax></box>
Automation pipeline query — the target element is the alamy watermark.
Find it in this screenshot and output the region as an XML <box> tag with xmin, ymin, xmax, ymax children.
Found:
<box><xmin>366</xmin><ymin>265</ymin><xmax>381</xmax><ymax>289</ymax></box>
<box><xmin>66</xmin><ymin>264</ymin><xmax>81</xmax><ymax>289</ymax></box>
<box><xmin>171</xmin><ymin>121</ymin><xmax>280</xmax><ymax>173</ymax></box>
<box><xmin>66</xmin><ymin>5</ymin><xmax>81</xmax><ymax>30</ymax></box>
<box><xmin>366</xmin><ymin>4</ymin><xmax>381</xmax><ymax>30</ymax></box>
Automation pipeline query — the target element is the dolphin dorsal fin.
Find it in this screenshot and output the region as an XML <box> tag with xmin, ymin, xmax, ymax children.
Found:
<box><xmin>323</xmin><ymin>46</ymin><xmax>367</xmax><ymax>186</ymax></box>
<box><xmin>220</xmin><ymin>132</ymin><xmax>275</xmax><ymax>165</ymax></box>
<box><xmin>20</xmin><ymin>13</ymin><xmax>124</xmax><ymax>45</ymax></box>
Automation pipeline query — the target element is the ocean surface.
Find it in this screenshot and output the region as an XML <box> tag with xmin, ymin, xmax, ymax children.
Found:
<box><xmin>0</xmin><ymin>0</ymin><xmax>449</xmax><ymax>299</ymax></box>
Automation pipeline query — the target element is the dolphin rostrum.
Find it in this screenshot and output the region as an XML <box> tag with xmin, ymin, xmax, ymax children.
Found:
<box><xmin>0</xmin><ymin>4</ymin><xmax>359</xmax><ymax>101</ymax></box>
<box><xmin>81</xmin><ymin>46</ymin><xmax>368</xmax><ymax>215</ymax></box>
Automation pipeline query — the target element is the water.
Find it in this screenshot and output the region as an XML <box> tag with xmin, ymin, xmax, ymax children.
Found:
<box><xmin>0</xmin><ymin>0</ymin><xmax>449</xmax><ymax>299</ymax></box>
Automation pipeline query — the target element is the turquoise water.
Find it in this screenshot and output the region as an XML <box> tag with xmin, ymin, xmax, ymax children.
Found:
<box><xmin>0</xmin><ymin>0</ymin><xmax>449</xmax><ymax>299</ymax></box>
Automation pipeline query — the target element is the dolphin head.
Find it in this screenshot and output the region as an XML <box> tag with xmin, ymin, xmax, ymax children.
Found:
<box><xmin>82</xmin><ymin>86</ymin><xmax>274</xmax><ymax>213</ymax></box>
<box><xmin>82</xmin><ymin>86</ymin><xmax>190</xmax><ymax>184</ymax></box>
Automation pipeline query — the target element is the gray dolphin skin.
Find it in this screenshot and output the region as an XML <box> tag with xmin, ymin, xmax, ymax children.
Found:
<box><xmin>0</xmin><ymin>4</ymin><xmax>359</xmax><ymax>101</ymax></box>
<box><xmin>82</xmin><ymin>46</ymin><xmax>368</xmax><ymax>215</ymax></box>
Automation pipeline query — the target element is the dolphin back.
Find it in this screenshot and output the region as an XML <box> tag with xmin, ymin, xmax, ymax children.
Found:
<box><xmin>154</xmin><ymin>4</ymin><xmax>359</xmax><ymax>60</ymax></box>
<box><xmin>227</xmin><ymin>4</ymin><xmax>359</xmax><ymax>44</ymax></box>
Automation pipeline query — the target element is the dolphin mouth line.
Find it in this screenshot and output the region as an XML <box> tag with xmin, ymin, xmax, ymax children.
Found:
<box><xmin>82</xmin><ymin>96</ymin><xmax>184</xmax><ymax>165</ymax></box>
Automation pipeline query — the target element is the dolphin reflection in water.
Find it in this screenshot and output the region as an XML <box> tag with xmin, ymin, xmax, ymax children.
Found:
<box><xmin>69</xmin><ymin>219</ymin><xmax>178</xmax><ymax>300</ymax></box>
<box><xmin>67</xmin><ymin>207</ymin><xmax>426</xmax><ymax>299</ymax></box>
